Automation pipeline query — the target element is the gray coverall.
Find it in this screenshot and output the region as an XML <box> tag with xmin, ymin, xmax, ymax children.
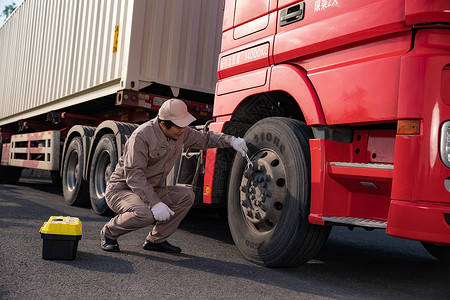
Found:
<box><xmin>102</xmin><ymin>118</ymin><xmax>233</xmax><ymax>243</ymax></box>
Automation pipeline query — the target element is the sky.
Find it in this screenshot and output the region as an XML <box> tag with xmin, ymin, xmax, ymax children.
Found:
<box><xmin>0</xmin><ymin>0</ymin><xmax>22</xmax><ymax>23</ymax></box>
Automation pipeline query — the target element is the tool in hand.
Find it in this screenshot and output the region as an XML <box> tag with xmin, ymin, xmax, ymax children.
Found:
<box><xmin>245</xmin><ymin>153</ymin><xmax>253</xmax><ymax>169</ymax></box>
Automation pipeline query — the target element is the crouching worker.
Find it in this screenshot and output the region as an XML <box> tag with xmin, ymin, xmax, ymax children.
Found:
<box><xmin>100</xmin><ymin>98</ymin><xmax>247</xmax><ymax>253</ymax></box>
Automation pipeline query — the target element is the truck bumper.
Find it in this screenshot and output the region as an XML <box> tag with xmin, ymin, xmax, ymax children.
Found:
<box><xmin>387</xmin><ymin>200</ymin><xmax>450</xmax><ymax>244</ymax></box>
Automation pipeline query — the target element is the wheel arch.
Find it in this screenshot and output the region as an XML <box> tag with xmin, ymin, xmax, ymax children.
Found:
<box><xmin>213</xmin><ymin>65</ymin><xmax>326</xmax><ymax>206</ymax></box>
<box><xmin>85</xmin><ymin>120</ymin><xmax>139</xmax><ymax>180</ymax></box>
<box><xmin>223</xmin><ymin>64</ymin><xmax>326</xmax><ymax>134</ymax></box>
<box><xmin>212</xmin><ymin>92</ymin><xmax>310</xmax><ymax>206</ymax></box>
<box><xmin>270</xmin><ymin>64</ymin><xmax>326</xmax><ymax>126</ymax></box>
<box><xmin>226</xmin><ymin>91</ymin><xmax>305</xmax><ymax>130</ymax></box>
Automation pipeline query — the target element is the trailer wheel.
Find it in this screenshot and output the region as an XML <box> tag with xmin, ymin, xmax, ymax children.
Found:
<box><xmin>421</xmin><ymin>242</ymin><xmax>450</xmax><ymax>264</ymax></box>
<box><xmin>0</xmin><ymin>166</ymin><xmax>6</xmax><ymax>183</ymax></box>
<box><xmin>0</xmin><ymin>166</ymin><xmax>23</xmax><ymax>184</ymax></box>
<box><xmin>62</xmin><ymin>137</ymin><xmax>90</xmax><ymax>206</ymax></box>
<box><xmin>228</xmin><ymin>117</ymin><xmax>330</xmax><ymax>267</ymax></box>
<box><xmin>5</xmin><ymin>167</ymin><xmax>23</xmax><ymax>184</ymax></box>
<box><xmin>89</xmin><ymin>134</ymin><xmax>117</xmax><ymax>215</ymax></box>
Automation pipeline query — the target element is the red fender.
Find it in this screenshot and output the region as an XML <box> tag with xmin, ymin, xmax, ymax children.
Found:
<box><xmin>270</xmin><ymin>64</ymin><xmax>325</xmax><ymax>125</ymax></box>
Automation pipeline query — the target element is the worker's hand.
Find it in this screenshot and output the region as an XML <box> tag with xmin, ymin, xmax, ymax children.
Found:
<box><xmin>232</xmin><ymin>137</ymin><xmax>248</xmax><ymax>157</ymax></box>
<box><xmin>151</xmin><ymin>202</ymin><xmax>175</xmax><ymax>222</ymax></box>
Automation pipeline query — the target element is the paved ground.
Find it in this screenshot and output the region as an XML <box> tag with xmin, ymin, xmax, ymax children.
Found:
<box><xmin>0</xmin><ymin>179</ymin><xmax>448</xmax><ymax>299</ymax></box>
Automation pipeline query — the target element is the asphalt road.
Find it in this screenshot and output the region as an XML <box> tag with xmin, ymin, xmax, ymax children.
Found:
<box><xmin>0</xmin><ymin>178</ymin><xmax>448</xmax><ymax>299</ymax></box>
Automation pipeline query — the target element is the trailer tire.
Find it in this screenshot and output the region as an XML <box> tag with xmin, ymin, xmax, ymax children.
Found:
<box><xmin>5</xmin><ymin>167</ymin><xmax>23</xmax><ymax>184</ymax></box>
<box><xmin>421</xmin><ymin>242</ymin><xmax>450</xmax><ymax>264</ymax></box>
<box><xmin>0</xmin><ymin>166</ymin><xmax>23</xmax><ymax>184</ymax></box>
<box><xmin>89</xmin><ymin>134</ymin><xmax>117</xmax><ymax>215</ymax></box>
<box><xmin>0</xmin><ymin>166</ymin><xmax>9</xmax><ymax>183</ymax></box>
<box><xmin>62</xmin><ymin>137</ymin><xmax>90</xmax><ymax>206</ymax></box>
<box><xmin>228</xmin><ymin>117</ymin><xmax>330</xmax><ymax>267</ymax></box>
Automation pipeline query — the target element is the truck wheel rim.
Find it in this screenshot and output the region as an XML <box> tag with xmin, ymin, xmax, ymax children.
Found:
<box><xmin>94</xmin><ymin>151</ymin><xmax>110</xmax><ymax>199</ymax></box>
<box><xmin>239</xmin><ymin>149</ymin><xmax>287</xmax><ymax>234</ymax></box>
<box><xmin>67</xmin><ymin>152</ymin><xmax>79</xmax><ymax>192</ymax></box>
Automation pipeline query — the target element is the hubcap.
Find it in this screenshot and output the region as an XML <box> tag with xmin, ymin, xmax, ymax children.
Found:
<box><xmin>94</xmin><ymin>151</ymin><xmax>111</xmax><ymax>199</ymax></box>
<box><xmin>67</xmin><ymin>152</ymin><xmax>79</xmax><ymax>192</ymax></box>
<box><xmin>239</xmin><ymin>149</ymin><xmax>287</xmax><ymax>233</ymax></box>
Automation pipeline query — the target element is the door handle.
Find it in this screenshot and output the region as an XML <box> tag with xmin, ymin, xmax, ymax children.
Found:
<box><xmin>280</xmin><ymin>2</ymin><xmax>305</xmax><ymax>27</ymax></box>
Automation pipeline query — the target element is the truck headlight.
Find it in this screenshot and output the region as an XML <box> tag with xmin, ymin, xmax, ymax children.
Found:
<box><xmin>441</xmin><ymin>121</ymin><xmax>450</xmax><ymax>168</ymax></box>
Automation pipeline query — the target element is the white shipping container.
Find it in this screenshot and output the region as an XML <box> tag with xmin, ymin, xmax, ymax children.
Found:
<box><xmin>0</xmin><ymin>0</ymin><xmax>224</xmax><ymax>126</ymax></box>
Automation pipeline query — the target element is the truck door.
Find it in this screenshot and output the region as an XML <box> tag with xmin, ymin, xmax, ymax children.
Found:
<box><xmin>218</xmin><ymin>0</ymin><xmax>277</xmax><ymax>79</ymax></box>
<box><xmin>273</xmin><ymin>0</ymin><xmax>408</xmax><ymax>125</ymax></box>
<box><xmin>274</xmin><ymin>0</ymin><xmax>406</xmax><ymax>64</ymax></box>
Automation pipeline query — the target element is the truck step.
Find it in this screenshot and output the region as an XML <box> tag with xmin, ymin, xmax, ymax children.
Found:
<box><xmin>329</xmin><ymin>162</ymin><xmax>394</xmax><ymax>169</ymax></box>
<box><xmin>328</xmin><ymin>162</ymin><xmax>394</xmax><ymax>180</ymax></box>
<box><xmin>322</xmin><ymin>217</ymin><xmax>387</xmax><ymax>229</ymax></box>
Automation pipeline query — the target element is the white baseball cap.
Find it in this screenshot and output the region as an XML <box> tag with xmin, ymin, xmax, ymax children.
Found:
<box><xmin>157</xmin><ymin>98</ymin><xmax>196</xmax><ymax>127</ymax></box>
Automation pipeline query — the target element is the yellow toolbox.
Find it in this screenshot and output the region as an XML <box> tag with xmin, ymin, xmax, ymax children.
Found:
<box><xmin>39</xmin><ymin>216</ymin><xmax>82</xmax><ymax>260</ymax></box>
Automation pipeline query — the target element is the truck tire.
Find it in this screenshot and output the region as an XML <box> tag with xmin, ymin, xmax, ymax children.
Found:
<box><xmin>0</xmin><ymin>166</ymin><xmax>6</xmax><ymax>183</ymax></box>
<box><xmin>0</xmin><ymin>166</ymin><xmax>23</xmax><ymax>184</ymax></box>
<box><xmin>5</xmin><ymin>167</ymin><xmax>23</xmax><ymax>184</ymax></box>
<box><xmin>421</xmin><ymin>242</ymin><xmax>450</xmax><ymax>263</ymax></box>
<box><xmin>228</xmin><ymin>117</ymin><xmax>330</xmax><ymax>267</ymax></box>
<box><xmin>89</xmin><ymin>134</ymin><xmax>117</xmax><ymax>215</ymax></box>
<box><xmin>62</xmin><ymin>137</ymin><xmax>90</xmax><ymax>206</ymax></box>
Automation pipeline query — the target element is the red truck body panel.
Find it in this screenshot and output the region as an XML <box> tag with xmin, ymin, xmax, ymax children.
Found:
<box><xmin>207</xmin><ymin>0</ymin><xmax>450</xmax><ymax>244</ymax></box>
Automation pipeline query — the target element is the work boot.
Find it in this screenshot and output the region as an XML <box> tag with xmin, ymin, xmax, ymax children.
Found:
<box><xmin>143</xmin><ymin>240</ymin><xmax>181</xmax><ymax>253</ymax></box>
<box><xmin>100</xmin><ymin>229</ymin><xmax>120</xmax><ymax>252</ymax></box>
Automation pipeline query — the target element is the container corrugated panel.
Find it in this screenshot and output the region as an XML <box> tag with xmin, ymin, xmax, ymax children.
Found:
<box><xmin>135</xmin><ymin>0</ymin><xmax>224</xmax><ymax>93</ymax></box>
<box><xmin>0</xmin><ymin>0</ymin><xmax>224</xmax><ymax>126</ymax></box>
<box><xmin>0</xmin><ymin>0</ymin><xmax>130</xmax><ymax>125</ymax></box>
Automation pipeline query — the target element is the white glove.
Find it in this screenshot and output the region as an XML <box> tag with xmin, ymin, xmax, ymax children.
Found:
<box><xmin>151</xmin><ymin>202</ymin><xmax>175</xmax><ymax>222</ymax></box>
<box><xmin>232</xmin><ymin>137</ymin><xmax>248</xmax><ymax>157</ymax></box>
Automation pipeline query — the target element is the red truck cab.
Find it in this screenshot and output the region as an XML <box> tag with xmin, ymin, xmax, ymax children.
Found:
<box><xmin>204</xmin><ymin>0</ymin><xmax>450</xmax><ymax>266</ymax></box>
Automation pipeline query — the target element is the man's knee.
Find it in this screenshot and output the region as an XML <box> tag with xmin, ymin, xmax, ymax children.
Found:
<box><xmin>175</xmin><ymin>187</ymin><xmax>195</xmax><ymax>208</ymax></box>
<box><xmin>133</xmin><ymin>206</ymin><xmax>154</xmax><ymax>226</ymax></box>
<box><xmin>185</xmin><ymin>189</ymin><xmax>195</xmax><ymax>207</ymax></box>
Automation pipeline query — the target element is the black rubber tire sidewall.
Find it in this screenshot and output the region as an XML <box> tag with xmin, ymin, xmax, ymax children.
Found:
<box><xmin>228</xmin><ymin>117</ymin><xmax>328</xmax><ymax>267</ymax></box>
<box><xmin>5</xmin><ymin>167</ymin><xmax>23</xmax><ymax>184</ymax></box>
<box><xmin>0</xmin><ymin>166</ymin><xmax>7</xmax><ymax>183</ymax></box>
<box><xmin>62</xmin><ymin>137</ymin><xmax>90</xmax><ymax>206</ymax></box>
<box><xmin>89</xmin><ymin>134</ymin><xmax>117</xmax><ymax>215</ymax></box>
